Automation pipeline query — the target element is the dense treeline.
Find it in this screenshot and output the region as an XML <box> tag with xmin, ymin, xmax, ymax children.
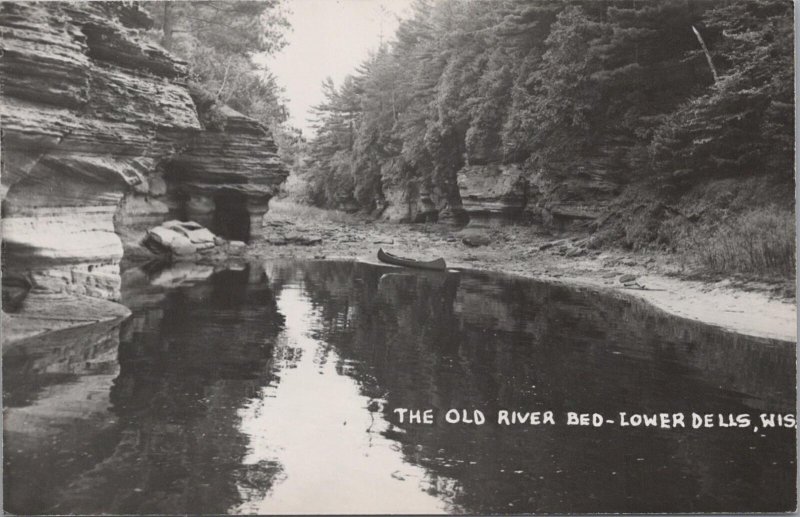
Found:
<box><xmin>300</xmin><ymin>0</ymin><xmax>793</xmax><ymax>218</ymax></box>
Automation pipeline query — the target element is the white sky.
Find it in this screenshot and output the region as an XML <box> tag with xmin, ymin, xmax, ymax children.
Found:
<box><xmin>258</xmin><ymin>0</ymin><xmax>415</xmax><ymax>135</ymax></box>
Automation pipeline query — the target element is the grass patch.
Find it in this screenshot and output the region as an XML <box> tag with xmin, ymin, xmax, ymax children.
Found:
<box><xmin>685</xmin><ymin>207</ymin><xmax>795</xmax><ymax>279</ymax></box>
<box><xmin>268</xmin><ymin>198</ymin><xmax>358</xmax><ymax>224</ymax></box>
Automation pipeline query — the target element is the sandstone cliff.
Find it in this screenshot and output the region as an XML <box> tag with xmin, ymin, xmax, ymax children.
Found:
<box><xmin>379</xmin><ymin>159</ymin><xmax>620</xmax><ymax>231</ymax></box>
<box><xmin>1</xmin><ymin>2</ymin><xmax>288</xmax><ymax>344</ymax></box>
<box><xmin>457</xmin><ymin>165</ymin><xmax>528</xmax><ymax>222</ymax></box>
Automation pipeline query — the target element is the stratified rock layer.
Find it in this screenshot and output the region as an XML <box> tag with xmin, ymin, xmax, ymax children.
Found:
<box><xmin>458</xmin><ymin>165</ymin><xmax>528</xmax><ymax>217</ymax></box>
<box><xmin>2</xmin><ymin>2</ymin><xmax>200</xmax><ymax>306</ymax></box>
<box><xmin>381</xmin><ymin>159</ymin><xmax>618</xmax><ymax>229</ymax></box>
<box><xmin>164</xmin><ymin>103</ymin><xmax>287</xmax><ymax>241</ymax></box>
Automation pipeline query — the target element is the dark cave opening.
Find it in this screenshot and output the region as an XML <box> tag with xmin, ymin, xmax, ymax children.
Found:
<box><xmin>213</xmin><ymin>191</ymin><xmax>251</xmax><ymax>243</ymax></box>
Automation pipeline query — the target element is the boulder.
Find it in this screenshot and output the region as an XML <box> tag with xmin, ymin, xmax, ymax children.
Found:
<box><xmin>461</xmin><ymin>232</ymin><xmax>492</xmax><ymax>248</ymax></box>
<box><xmin>162</xmin><ymin>220</ymin><xmax>216</xmax><ymax>248</ymax></box>
<box><xmin>564</xmin><ymin>247</ymin><xmax>587</xmax><ymax>258</ymax></box>
<box><xmin>147</xmin><ymin>226</ymin><xmax>196</xmax><ymax>255</ymax></box>
<box><xmin>142</xmin><ymin>220</ymin><xmax>239</xmax><ymax>257</ymax></box>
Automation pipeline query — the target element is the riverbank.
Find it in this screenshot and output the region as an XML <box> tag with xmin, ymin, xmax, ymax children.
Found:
<box><xmin>249</xmin><ymin>201</ymin><xmax>797</xmax><ymax>342</ymax></box>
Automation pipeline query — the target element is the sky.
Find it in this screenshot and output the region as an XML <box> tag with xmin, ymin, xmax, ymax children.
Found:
<box><xmin>259</xmin><ymin>0</ymin><xmax>415</xmax><ymax>135</ymax></box>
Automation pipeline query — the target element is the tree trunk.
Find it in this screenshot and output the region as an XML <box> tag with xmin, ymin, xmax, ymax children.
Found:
<box><xmin>162</xmin><ymin>2</ymin><xmax>174</xmax><ymax>51</ymax></box>
<box><xmin>692</xmin><ymin>25</ymin><xmax>719</xmax><ymax>84</ymax></box>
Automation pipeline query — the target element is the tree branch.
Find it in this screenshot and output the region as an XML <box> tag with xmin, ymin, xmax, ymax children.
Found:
<box><xmin>216</xmin><ymin>57</ymin><xmax>234</xmax><ymax>99</ymax></box>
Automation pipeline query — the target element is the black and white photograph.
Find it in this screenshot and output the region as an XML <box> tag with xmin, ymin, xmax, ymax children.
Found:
<box><xmin>1</xmin><ymin>0</ymin><xmax>797</xmax><ymax>514</ymax></box>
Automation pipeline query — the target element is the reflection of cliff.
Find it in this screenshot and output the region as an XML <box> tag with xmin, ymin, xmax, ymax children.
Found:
<box><xmin>3</xmin><ymin>313</ymin><xmax>124</xmax><ymax>513</ymax></box>
<box><xmin>287</xmin><ymin>261</ymin><xmax>795</xmax><ymax>514</ymax></box>
<box><xmin>4</xmin><ymin>265</ymin><xmax>286</xmax><ymax>514</ymax></box>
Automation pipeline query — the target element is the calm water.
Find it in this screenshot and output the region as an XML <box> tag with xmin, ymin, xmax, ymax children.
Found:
<box><xmin>4</xmin><ymin>260</ymin><xmax>796</xmax><ymax>514</ymax></box>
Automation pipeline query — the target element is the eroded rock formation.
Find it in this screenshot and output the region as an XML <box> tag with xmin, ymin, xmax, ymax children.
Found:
<box><xmin>2</xmin><ymin>2</ymin><xmax>199</xmax><ymax>301</ymax></box>
<box><xmin>380</xmin><ymin>159</ymin><xmax>620</xmax><ymax>230</ymax></box>
<box><xmin>1</xmin><ymin>2</ymin><xmax>287</xmax><ymax>345</ymax></box>
<box><xmin>378</xmin><ymin>185</ymin><xmax>438</xmax><ymax>223</ymax></box>
<box><xmin>457</xmin><ymin>165</ymin><xmax>528</xmax><ymax>220</ymax></box>
<box><xmin>163</xmin><ymin>92</ymin><xmax>288</xmax><ymax>242</ymax></box>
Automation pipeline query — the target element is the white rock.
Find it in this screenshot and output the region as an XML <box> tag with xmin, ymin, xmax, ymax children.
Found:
<box><xmin>162</xmin><ymin>220</ymin><xmax>217</xmax><ymax>244</ymax></box>
<box><xmin>148</xmin><ymin>226</ymin><xmax>196</xmax><ymax>255</ymax></box>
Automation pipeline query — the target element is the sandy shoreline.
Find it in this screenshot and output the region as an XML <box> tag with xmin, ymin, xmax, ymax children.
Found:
<box><xmin>469</xmin><ymin>263</ymin><xmax>797</xmax><ymax>343</ymax></box>
<box><xmin>249</xmin><ymin>212</ymin><xmax>797</xmax><ymax>343</ymax></box>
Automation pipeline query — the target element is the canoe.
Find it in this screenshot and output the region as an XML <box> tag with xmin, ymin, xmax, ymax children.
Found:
<box><xmin>377</xmin><ymin>248</ymin><xmax>446</xmax><ymax>271</ymax></box>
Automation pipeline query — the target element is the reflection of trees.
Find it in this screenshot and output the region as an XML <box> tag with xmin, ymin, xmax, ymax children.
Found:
<box><xmin>292</xmin><ymin>261</ymin><xmax>795</xmax><ymax>514</ymax></box>
<box><xmin>41</xmin><ymin>265</ymin><xmax>286</xmax><ymax>514</ymax></box>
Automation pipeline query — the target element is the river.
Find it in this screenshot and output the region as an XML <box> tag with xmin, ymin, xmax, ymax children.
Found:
<box><xmin>3</xmin><ymin>260</ymin><xmax>796</xmax><ymax>514</ymax></box>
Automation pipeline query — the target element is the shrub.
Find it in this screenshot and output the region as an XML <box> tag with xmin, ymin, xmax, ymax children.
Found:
<box><xmin>687</xmin><ymin>207</ymin><xmax>795</xmax><ymax>278</ymax></box>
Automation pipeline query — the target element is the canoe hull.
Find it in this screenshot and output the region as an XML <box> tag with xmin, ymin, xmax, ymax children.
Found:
<box><xmin>377</xmin><ymin>248</ymin><xmax>446</xmax><ymax>271</ymax></box>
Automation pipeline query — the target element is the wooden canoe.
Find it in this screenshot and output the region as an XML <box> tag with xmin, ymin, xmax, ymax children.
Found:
<box><xmin>377</xmin><ymin>248</ymin><xmax>446</xmax><ymax>271</ymax></box>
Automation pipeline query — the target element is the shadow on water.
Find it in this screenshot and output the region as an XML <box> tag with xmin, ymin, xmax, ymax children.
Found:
<box><xmin>3</xmin><ymin>259</ymin><xmax>796</xmax><ymax>514</ymax></box>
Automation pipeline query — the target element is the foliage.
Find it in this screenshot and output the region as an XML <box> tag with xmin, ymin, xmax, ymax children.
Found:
<box><xmin>650</xmin><ymin>0</ymin><xmax>794</xmax><ymax>179</ymax></box>
<box><xmin>142</xmin><ymin>1</ymin><xmax>290</xmax><ymax>129</ymax></box>
<box><xmin>268</xmin><ymin>198</ymin><xmax>358</xmax><ymax>225</ymax></box>
<box><xmin>688</xmin><ymin>206</ymin><xmax>795</xmax><ymax>278</ymax></box>
<box><xmin>303</xmin><ymin>0</ymin><xmax>793</xmax><ymax>215</ymax></box>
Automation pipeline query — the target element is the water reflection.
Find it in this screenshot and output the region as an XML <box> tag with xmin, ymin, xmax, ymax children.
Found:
<box><xmin>234</xmin><ymin>283</ymin><xmax>454</xmax><ymax>514</ymax></box>
<box><xmin>3</xmin><ymin>259</ymin><xmax>796</xmax><ymax>514</ymax></box>
<box><xmin>4</xmin><ymin>263</ymin><xmax>285</xmax><ymax>514</ymax></box>
<box><xmin>3</xmin><ymin>316</ymin><xmax>124</xmax><ymax>513</ymax></box>
<box><xmin>265</xmin><ymin>260</ymin><xmax>796</xmax><ymax>514</ymax></box>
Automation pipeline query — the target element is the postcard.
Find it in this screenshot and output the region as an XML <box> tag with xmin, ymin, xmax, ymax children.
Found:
<box><xmin>2</xmin><ymin>0</ymin><xmax>796</xmax><ymax>514</ymax></box>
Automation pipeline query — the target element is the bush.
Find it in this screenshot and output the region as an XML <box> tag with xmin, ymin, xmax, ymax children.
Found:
<box><xmin>687</xmin><ymin>207</ymin><xmax>795</xmax><ymax>278</ymax></box>
<box><xmin>279</xmin><ymin>173</ymin><xmax>314</xmax><ymax>205</ymax></box>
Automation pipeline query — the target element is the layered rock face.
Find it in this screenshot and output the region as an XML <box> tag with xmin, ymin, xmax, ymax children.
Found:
<box><xmin>378</xmin><ymin>185</ymin><xmax>438</xmax><ymax>223</ymax></box>
<box><xmin>457</xmin><ymin>165</ymin><xmax>528</xmax><ymax>221</ymax></box>
<box><xmin>2</xmin><ymin>2</ymin><xmax>200</xmax><ymax>302</ymax></box>
<box><xmin>1</xmin><ymin>2</ymin><xmax>287</xmax><ymax>344</ymax></box>
<box><xmin>522</xmin><ymin>172</ymin><xmax>620</xmax><ymax>232</ymax></box>
<box><xmin>163</xmin><ymin>101</ymin><xmax>287</xmax><ymax>242</ymax></box>
<box><xmin>381</xmin><ymin>159</ymin><xmax>619</xmax><ymax>230</ymax></box>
